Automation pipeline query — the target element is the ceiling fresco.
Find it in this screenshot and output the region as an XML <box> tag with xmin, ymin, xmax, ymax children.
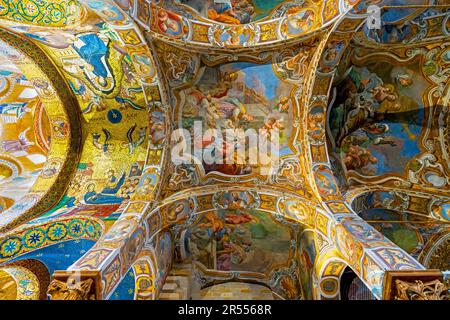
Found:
<box><xmin>174</xmin><ymin>0</ymin><xmax>286</xmax><ymax>24</ymax></box>
<box><xmin>177</xmin><ymin>61</ymin><xmax>295</xmax><ymax>178</ymax></box>
<box><xmin>0</xmin><ymin>0</ymin><xmax>449</xmax><ymax>302</ymax></box>
<box><xmin>326</xmin><ymin>7</ymin><xmax>450</xmax><ymax>194</ymax></box>
<box><xmin>329</xmin><ymin>61</ymin><xmax>429</xmax><ymax>178</ymax></box>
<box><xmin>0</xmin><ymin>34</ymin><xmax>81</xmax><ymax>230</ymax></box>
<box><xmin>0</xmin><ymin>0</ymin><xmax>83</xmax><ymax>27</ymax></box>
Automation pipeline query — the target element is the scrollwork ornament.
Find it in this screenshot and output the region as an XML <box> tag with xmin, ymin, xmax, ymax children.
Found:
<box><xmin>394</xmin><ymin>279</ymin><xmax>450</xmax><ymax>300</ymax></box>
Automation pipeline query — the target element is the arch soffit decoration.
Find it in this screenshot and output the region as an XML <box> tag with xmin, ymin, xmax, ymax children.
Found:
<box><xmin>0</xmin><ymin>258</ymin><xmax>51</xmax><ymax>300</ymax></box>
<box><xmin>0</xmin><ymin>215</ymin><xmax>105</xmax><ymax>264</ymax></box>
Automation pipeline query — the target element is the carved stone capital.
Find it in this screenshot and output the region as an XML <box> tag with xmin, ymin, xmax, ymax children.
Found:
<box><xmin>394</xmin><ymin>279</ymin><xmax>449</xmax><ymax>300</ymax></box>
<box><xmin>383</xmin><ymin>270</ymin><xmax>449</xmax><ymax>300</ymax></box>
<box><xmin>47</xmin><ymin>271</ymin><xmax>102</xmax><ymax>300</ymax></box>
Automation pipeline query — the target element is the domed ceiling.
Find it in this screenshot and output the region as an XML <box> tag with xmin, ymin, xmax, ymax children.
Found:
<box><xmin>0</xmin><ymin>0</ymin><xmax>448</xmax><ymax>301</ymax></box>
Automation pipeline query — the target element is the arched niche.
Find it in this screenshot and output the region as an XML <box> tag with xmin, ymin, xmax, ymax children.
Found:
<box><xmin>317</xmin><ymin>258</ymin><xmax>348</xmax><ymax>300</ymax></box>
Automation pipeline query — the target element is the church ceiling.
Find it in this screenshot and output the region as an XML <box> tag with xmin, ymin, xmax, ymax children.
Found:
<box><xmin>328</xmin><ymin>47</ymin><xmax>447</xmax><ymax>186</ymax></box>
<box><xmin>0</xmin><ymin>0</ymin><xmax>448</xmax><ymax>301</ymax></box>
<box><xmin>0</xmin><ymin>1</ymin><xmax>167</xmax><ymax>235</ymax></box>
<box><xmin>180</xmin><ymin>208</ymin><xmax>304</xmax><ymax>299</ymax></box>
